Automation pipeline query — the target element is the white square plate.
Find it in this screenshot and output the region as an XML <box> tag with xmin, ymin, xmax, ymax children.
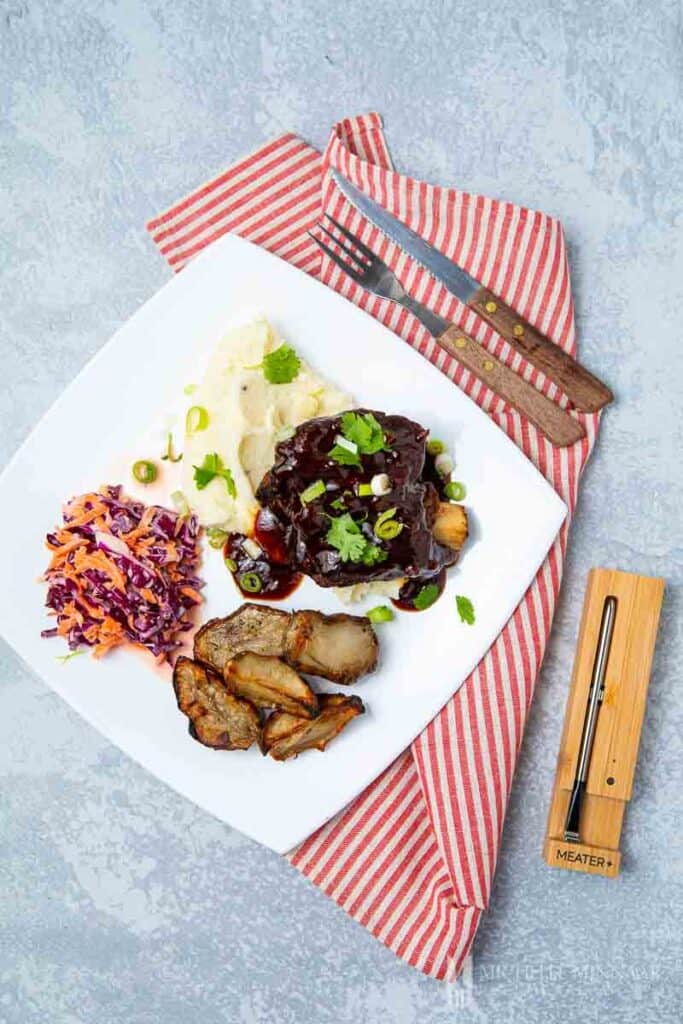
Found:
<box><xmin>0</xmin><ymin>234</ymin><xmax>566</xmax><ymax>853</ymax></box>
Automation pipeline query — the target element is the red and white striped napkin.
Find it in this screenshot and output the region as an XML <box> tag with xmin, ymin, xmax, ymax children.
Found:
<box><xmin>147</xmin><ymin>113</ymin><xmax>600</xmax><ymax>980</ymax></box>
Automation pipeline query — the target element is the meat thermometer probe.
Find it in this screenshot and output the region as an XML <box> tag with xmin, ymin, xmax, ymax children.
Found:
<box><xmin>564</xmin><ymin>596</ymin><xmax>617</xmax><ymax>842</ymax></box>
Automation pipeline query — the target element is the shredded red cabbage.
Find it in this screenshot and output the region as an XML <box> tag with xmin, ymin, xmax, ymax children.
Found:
<box><xmin>42</xmin><ymin>485</ymin><xmax>203</xmax><ymax>661</ymax></box>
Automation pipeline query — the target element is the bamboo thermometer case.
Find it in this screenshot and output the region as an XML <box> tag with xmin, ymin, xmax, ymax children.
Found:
<box><xmin>543</xmin><ymin>568</ymin><xmax>665</xmax><ymax>878</ymax></box>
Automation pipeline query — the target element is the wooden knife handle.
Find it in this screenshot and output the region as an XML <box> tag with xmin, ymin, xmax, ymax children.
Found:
<box><xmin>437</xmin><ymin>324</ymin><xmax>586</xmax><ymax>447</ymax></box>
<box><xmin>469</xmin><ymin>286</ymin><xmax>613</xmax><ymax>413</ymax></box>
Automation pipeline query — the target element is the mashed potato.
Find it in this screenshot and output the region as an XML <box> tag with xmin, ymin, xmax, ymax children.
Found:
<box><xmin>333</xmin><ymin>580</ymin><xmax>403</xmax><ymax>604</ymax></box>
<box><xmin>182</xmin><ymin>319</ymin><xmax>351</xmax><ymax>532</ymax></box>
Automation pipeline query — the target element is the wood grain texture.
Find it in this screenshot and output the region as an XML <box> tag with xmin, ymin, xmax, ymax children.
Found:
<box><xmin>437</xmin><ymin>324</ymin><xmax>585</xmax><ymax>447</ymax></box>
<box><xmin>556</xmin><ymin>569</ymin><xmax>665</xmax><ymax>800</ymax></box>
<box><xmin>544</xmin><ymin>838</ymin><xmax>621</xmax><ymax>878</ymax></box>
<box><xmin>546</xmin><ymin>783</ymin><xmax>625</xmax><ymax>855</ymax></box>
<box><xmin>470</xmin><ymin>286</ymin><xmax>613</xmax><ymax>413</ymax></box>
<box><xmin>544</xmin><ymin>568</ymin><xmax>665</xmax><ymax>877</ymax></box>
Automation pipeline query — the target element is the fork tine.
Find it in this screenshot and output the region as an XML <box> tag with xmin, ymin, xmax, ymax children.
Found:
<box><xmin>307</xmin><ymin>231</ymin><xmax>363</xmax><ymax>283</ymax></box>
<box><xmin>315</xmin><ymin>221</ymin><xmax>371</xmax><ymax>268</ymax></box>
<box><xmin>324</xmin><ymin>215</ymin><xmax>377</xmax><ymax>262</ymax></box>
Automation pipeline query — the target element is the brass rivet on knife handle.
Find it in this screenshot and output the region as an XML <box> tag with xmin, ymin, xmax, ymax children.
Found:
<box><xmin>470</xmin><ymin>286</ymin><xmax>613</xmax><ymax>413</ymax></box>
<box><xmin>438</xmin><ymin>325</ymin><xmax>586</xmax><ymax>447</ymax></box>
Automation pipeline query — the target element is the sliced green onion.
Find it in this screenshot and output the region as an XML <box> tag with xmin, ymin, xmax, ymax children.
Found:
<box><xmin>239</xmin><ymin>571</ymin><xmax>263</xmax><ymax>593</ymax></box>
<box><xmin>357</xmin><ymin>483</ymin><xmax>373</xmax><ymax>497</ymax></box>
<box><xmin>186</xmin><ymin>405</ymin><xmax>209</xmax><ymax>433</ymax></box>
<box><xmin>132</xmin><ymin>459</ymin><xmax>157</xmax><ymax>484</ymax></box>
<box><xmin>225</xmin><ymin>557</ymin><xmax>237</xmax><ymax>573</ymax></box>
<box><xmin>334</xmin><ymin>434</ymin><xmax>359</xmax><ymax>454</ymax></box>
<box><xmin>370</xmin><ymin>473</ymin><xmax>391</xmax><ymax>496</ymax></box>
<box><xmin>242</xmin><ymin>537</ymin><xmax>262</xmax><ymax>559</ymax></box>
<box><xmin>374</xmin><ymin>507</ymin><xmax>404</xmax><ymax>541</ymax></box>
<box><xmin>330</xmin><ymin>497</ymin><xmax>346</xmax><ymax>511</ymax></box>
<box><xmin>444</xmin><ymin>480</ymin><xmax>467</xmax><ymax>501</ymax></box>
<box><xmin>300</xmin><ymin>479</ymin><xmax>326</xmax><ymax>505</ymax></box>
<box><xmin>375</xmin><ymin>507</ymin><xmax>397</xmax><ymax>525</ymax></box>
<box><xmin>183</xmin><ymin>383</ymin><xmax>197</xmax><ymax>395</ymax></box>
<box><xmin>366</xmin><ymin>605</ymin><xmax>395</xmax><ymax>624</ymax></box>
<box><xmin>55</xmin><ymin>650</ymin><xmax>85</xmax><ymax>665</ymax></box>
<box><xmin>206</xmin><ymin>526</ymin><xmax>228</xmax><ymax>549</ymax></box>
<box><xmin>375</xmin><ymin>519</ymin><xmax>402</xmax><ymax>540</ymax></box>
<box><xmin>435</xmin><ymin>452</ymin><xmax>454</xmax><ymax>476</ymax></box>
<box><xmin>161</xmin><ymin>432</ymin><xmax>182</xmax><ymax>463</ymax></box>
<box><xmin>427</xmin><ymin>438</ymin><xmax>445</xmax><ymax>456</ymax></box>
<box><xmin>171</xmin><ymin>490</ymin><xmax>189</xmax><ymax>516</ymax></box>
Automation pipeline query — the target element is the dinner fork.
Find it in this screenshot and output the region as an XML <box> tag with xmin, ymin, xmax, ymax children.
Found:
<box><xmin>309</xmin><ymin>217</ymin><xmax>585</xmax><ymax>447</ymax></box>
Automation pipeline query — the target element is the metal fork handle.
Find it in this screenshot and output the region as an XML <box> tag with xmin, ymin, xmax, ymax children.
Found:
<box><xmin>311</xmin><ymin>222</ymin><xmax>585</xmax><ymax>446</ymax></box>
<box><xmin>396</xmin><ymin>292</ymin><xmax>449</xmax><ymax>338</ymax></box>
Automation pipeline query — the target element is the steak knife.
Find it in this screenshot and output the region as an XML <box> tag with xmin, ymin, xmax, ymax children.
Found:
<box><xmin>311</xmin><ymin>215</ymin><xmax>586</xmax><ymax>447</ymax></box>
<box><xmin>332</xmin><ymin>170</ymin><xmax>612</xmax><ymax>413</ymax></box>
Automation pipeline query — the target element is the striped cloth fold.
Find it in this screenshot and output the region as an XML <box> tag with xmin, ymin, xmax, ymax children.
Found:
<box><xmin>147</xmin><ymin>112</ymin><xmax>599</xmax><ymax>980</ymax></box>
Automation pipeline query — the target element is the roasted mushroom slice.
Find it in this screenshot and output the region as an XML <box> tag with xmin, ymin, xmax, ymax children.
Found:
<box><xmin>224</xmin><ymin>653</ymin><xmax>319</xmax><ymax>718</ymax></box>
<box><xmin>433</xmin><ymin>502</ymin><xmax>469</xmax><ymax>551</ymax></box>
<box><xmin>173</xmin><ymin>656</ymin><xmax>260</xmax><ymax>750</ymax></box>
<box><xmin>285</xmin><ymin>611</ymin><xmax>379</xmax><ymax>684</ymax></box>
<box><xmin>260</xmin><ymin>692</ymin><xmax>353</xmax><ymax>754</ymax></box>
<box><xmin>263</xmin><ymin>693</ymin><xmax>365</xmax><ymax>761</ymax></box>
<box><xmin>196</xmin><ymin>603</ymin><xmax>379</xmax><ymax>685</ymax></box>
<box><xmin>194</xmin><ymin>603</ymin><xmax>290</xmax><ymax>675</ymax></box>
<box><xmin>259</xmin><ymin>708</ymin><xmax>307</xmax><ymax>755</ymax></box>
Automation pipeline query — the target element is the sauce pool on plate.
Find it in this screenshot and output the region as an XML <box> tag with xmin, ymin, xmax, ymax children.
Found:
<box><xmin>225</xmin><ymin>508</ymin><xmax>301</xmax><ymax>601</ymax></box>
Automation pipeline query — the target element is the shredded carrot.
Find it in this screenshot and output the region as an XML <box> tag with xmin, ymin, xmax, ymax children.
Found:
<box><xmin>41</xmin><ymin>485</ymin><xmax>203</xmax><ymax>663</ymax></box>
<box><xmin>47</xmin><ymin>536</ymin><xmax>88</xmax><ymax>569</ymax></box>
<box><xmin>72</xmin><ymin>547</ymin><xmax>126</xmax><ymax>591</ymax></box>
<box><xmin>62</xmin><ymin>504</ymin><xmax>107</xmax><ymax>529</ymax></box>
<box><xmin>163</xmin><ymin>541</ymin><xmax>179</xmax><ymax>562</ymax></box>
<box><xmin>121</xmin><ymin>506</ymin><xmax>156</xmax><ymax>545</ymax></box>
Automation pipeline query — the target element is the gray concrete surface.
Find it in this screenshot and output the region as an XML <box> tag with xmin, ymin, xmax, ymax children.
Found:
<box><xmin>1</xmin><ymin>1</ymin><xmax>682</xmax><ymax>1021</ymax></box>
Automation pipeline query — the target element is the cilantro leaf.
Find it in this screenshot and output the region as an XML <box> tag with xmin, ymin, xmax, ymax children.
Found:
<box><xmin>361</xmin><ymin>544</ymin><xmax>388</xmax><ymax>566</ymax></box>
<box><xmin>193</xmin><ymin>453</ymin><xmax>237</xmax><ymax>498</ymax></box>
<box><xmin>328</xmin><ymin>411</ymin><xmax>390</xmax><ymax>466</ymax></box>
<box><xmin>456</xmin><ymin>595</ymin><xmax>475</xmax><ymax>625</ymax></box>
<box><xmin>326</xmin><ymin>514</ymin><xmax>367</xmax><ymax>562</ymax></box>
<box><xmin>414</xmin><ymin>583</ymin><xmax>440</xmax><ymax>611</ymax></box>
<box><xmin>340</xmin><ymin>411</ymin><xmax>389</xmax><ymax>455</ymax></box>
<box><xmin>250</xmin><ymin>344</ymin><xmax>301</xmax><ymax>384</ymax></box>
<box><xmin>325</xmin><ymin>513</ymin><xmax>388</xmax><ymax>565</ymax></box>
<box><xmin>300</xmin><ymin>479</ymin><xmax>326</xmax><ymax>505</ymax></box>
<box><xmin>193</xmin><ymin>453</ymin><xmax>219</xmax><ymax>489</ymax></box>
<box><xmin>328</xmin><ymin>444</ymin><xmax>361</xmax><ymax>468</ymax></box>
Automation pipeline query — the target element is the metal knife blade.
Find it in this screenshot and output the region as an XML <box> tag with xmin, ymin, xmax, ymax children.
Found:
<box><xmin>331</xmin><ymin>169</ymin><xmax>480</xmax><ymax>303</ymax></box>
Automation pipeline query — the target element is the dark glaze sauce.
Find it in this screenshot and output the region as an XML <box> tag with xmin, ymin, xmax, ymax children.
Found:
<box><xmin>252</xmin><ymin>410</ymin><xmax>457</xmax><ymax>610</ymax></box>
<box><xmin>224</xmin><ymin>508</ymin><xmax>301</xmax><ymax>601</ymax></box>
<box><xmin>422</xmin><ymin>451</ymin><xmax>450</xmax><ymax>501</ymax></box>
<box><xmin>253</xmin><ymin>507</ymin><xmax>291</xmax><ymax>566</ymax></box>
